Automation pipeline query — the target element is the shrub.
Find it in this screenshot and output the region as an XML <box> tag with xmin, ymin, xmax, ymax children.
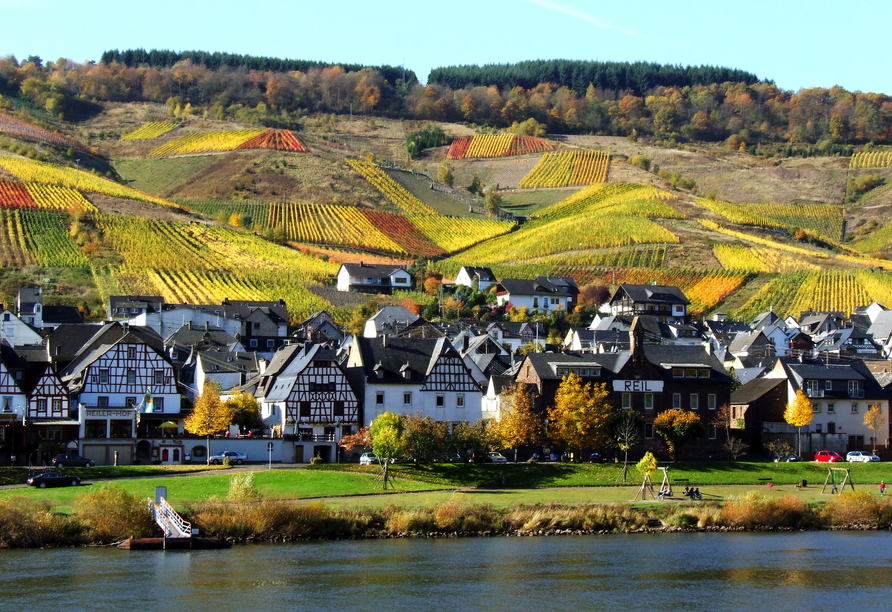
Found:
<box><xmin>822</xmin><ymin>491</ymin><xmax>892</xmax><ymax>527</ymax></box>
<box><xmin>73</xmin><ymin>485</ymin><xmax>157</xmax><ymax>542</ymax></box>
<box><xmin>228</xmin><ymin>472</ymin><xmax>259</xmax><ymax>501</ymax></box>
<box><xmin>384</xmin><ymin>505</ymin><xmax>435</xmax><ymax>534</ymax></box>
<box><xmin>0</xmin><ymin>496</ymin><xmax>84</xmax><ymax>547</ymax></box>
<box><xmin>628</xmin><ymin>155</ymin><xmax>651</xmax><ymax>171</ymax></box>
<box><xmin>721</xmin><ymin>492</ymin><xmax>813</xmax><ymax>529</ymax></box>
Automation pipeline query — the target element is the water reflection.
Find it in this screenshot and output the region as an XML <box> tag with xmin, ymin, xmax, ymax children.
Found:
<box><xmin>2</xmin><ymin>532</ymin><xmax>892</xmax><ymax>611</ymax></box>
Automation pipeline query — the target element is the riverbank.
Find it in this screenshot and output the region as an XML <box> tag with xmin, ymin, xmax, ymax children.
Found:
<box><xmin>3</xmin><ymin>484</ymin><xmax>892</xmax><ymax>548</ymax></box>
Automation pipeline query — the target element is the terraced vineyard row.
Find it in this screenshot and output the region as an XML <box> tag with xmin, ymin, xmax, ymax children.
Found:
<box><xmin>148</xmin><ymin>129</ymin><xmax>266</xmax><ymax>156</ymax></box>
<box><xmin>850</xmin><ymin>151</ymin><xmax>892</xmax><ymax>168</ymax></box>
<box><xmin>712</xmin><ymin>244</ymin><xmax>821</xmax><ymax>272</ymax></box>
<box><xmin>237</xmin><ymin>130</ymin><xmax>306</xmax><ymax>151</ymax></box>
<box><xmin>732</xmin><ymin>271</ymin><xmax>890</xmax><ymax>320</ymax></box>
<box><xmin>121</xmin><ymin>122</ymin><xmax>179</xmax><ymax>140</ymax></box>
<box><xmin>0</xmin><ymin>208</ymin><xmax>36</xmax><ymax>266</ymax></box>
<box><xmin>0</xmin><ymin>112</ymin><xmax>88</xmax><ymax>150</ymax></box>
<box><xmin>182</xmin><ymin>199</ymin><xmax>513</xmax><ymax>255</ymax></box>
<box><xmin>518</xmin><ymin>150</ymin><xmax>610</xmax><ymax>188</ymax></box>
<box><xmin>346</xmin><ymin>160</ymin><xmax>439</xmax><ymax>215</ymax></box>
<box><xmin>697</xmin><ymin>198</ymin><xmax>844</xmax><ymax>241</ymax></box>
<box><xmin>20</xmin><ymin>210</ymin><xmax>89</xmax><ymax>267</ymax></box>
<box><xmin>527</xmin><ymin>245</ymin><xmax>670</xmax><ymax>269</ymax></box>
<box><xmin>535</xmin><ymin>183</ymin><xmax>681</xmax><ymax>221</ymax></box>
<box><xmin>0</xmin><ymin>157</ymin><xmax>184</xmax><ymax>210</ymax></box>
<box><xmin>447</xmin><ymin>134</ymin><xmax>552</xmax><ymax>159</ymax></box>
<box><xmin>0</xmin><ymin>181</ymin><xmax>96</xmax><ymax>212</ymax></box>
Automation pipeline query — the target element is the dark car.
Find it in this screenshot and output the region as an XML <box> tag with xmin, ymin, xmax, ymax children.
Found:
<box><xmin>27</xmin><ymin>472</ymin><xmax>81</xmax><ymax>488</ymax></box>
<box><xmin>52</xmin><ymin>453</ymin><xmax>95</xmax><ymax>467</ymax></box>
<box><xmin>468</xmin><ymin>450</ymin><xmax>491</xmax><ymax>463</ymax></box>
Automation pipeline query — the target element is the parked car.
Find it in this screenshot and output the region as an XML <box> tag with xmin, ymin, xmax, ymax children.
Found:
<box><xmin>359</xmin><ymin>452</ymin><xmax>379</xmax><ymax>465</ymax></box>
<box><xmin>468</xmin><ymin>450</ymin><xmax>491</xmax><ymax>463</ymax></box>
<box><xmin>439</xmin><ymin>453</ymin><xmax>464</xmax><ymax>463</ymax></box>
<box><xmin>783</xmin><ymin>454</ymin><xmax>804</xmax><ymax>462</ymax></box>
<box><xmin>814</xmin><ymin>450</ymin><xmax>844</xmax><ymax>462</ymax></box>
<box><xmin>489</xmin><ymin>452</ymin><xmax>508</xmax><ymax>463</ymax></box>
<box><xmin>208</xmin><ymin>450</ymin><xmax>247</xmax><ymax>465</ymax></box>
<box><xmin>51</xmin><ymin>453</ymin><xmax>94</xmax><ymax>467</ymax></box>
<box><xmin>846</xmin><ymin>450</ymin><xmax>881</xmax><ymax>462</ymax></box>
<box><xmin>27</xmin><ymin>472</ymin><xmax>81</xmax><ymax>488</ymax></box>
<box><xmin>588</xmin><ymin>452</ymin><xmax>611</xmax><ymax>463</ymax></box>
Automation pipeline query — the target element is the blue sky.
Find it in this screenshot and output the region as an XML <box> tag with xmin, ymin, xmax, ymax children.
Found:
<box><xmin>2</xmin><ymin>0</ymin><xmax>889</xmax><ymax>93</ymax></box>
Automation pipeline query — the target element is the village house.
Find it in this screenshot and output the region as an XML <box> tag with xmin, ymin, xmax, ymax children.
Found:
<box><xmin>608</xmin><ymin>283</ymin><xmax>689</xmax><ymax>323</ymax></box>
<box><xmin>494</xmin><ymin>277</ymin><xmax>579</xmax><ymax>313</ymax></box>
<box><xmin>336</xmin><ymin>263</ymin><xmax>412</xmax><ymax>295</ymax></box>
<box><xmin>247</xmin><ymin>343</ymin><xmax>360</xmax><ymax>463</ymax></box>
<box><xmin>347</xmin><ymin>335</ymin><xmax>484</xmax><ymax>427</ymax></box>
<box><xmin>454</xmin><ymin>266</ymin><xmax>497</xmax><ymax>292</ymax></box>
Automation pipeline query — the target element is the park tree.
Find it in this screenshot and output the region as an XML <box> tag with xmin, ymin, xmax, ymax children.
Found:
<box><xmin>402</xmin><ymin>414</ymin><xmax>448</xmax><ymax>464</ymax></box>
<box><xmin>653</xmin><ymin>408</ymin><xmax>704</xmax><ymax>461</ymax></box>
<box><xmin>491</xmin><ymin>382</ymin><xmax>544</xmax><ymax>461</ymax></box>
<box><xmin>370</xmin><ymin>412</ymin><xmax>406</xmax><ymax>489</ymax></box>
<box><xmin>184</xmin><ymin>381</ymin><xmax>234</xmax><ymax>464</ymax></box>
<box><xmin>548</xmin><ymin>373</ymin><xmax>614</xmax><ymax>459</ymax></box>
<box><xmin>766</xmin><ymin>439</ymin><xmax>794</xmax><ymax>463</ymax></box>
<box><xmin>437</xmin><ymin>160</ymin><xmax>454</xmax><ymax>187</ymax></box>
<box><xmin>864</xmin><ymin>405</ymin><xmax>886</xmax><ymax>454</ymax></box>
<box><xmin>612</xmin><ymin>410</ymin><xmax>642</xmax><ymax>481</ymax></box>
<box><xmin>226</xmin><ymin>391</ymin><xmax>261</xmax><ymax>431</ymax></box>
<box><xmin>784</xmin><ymin>389</ymin><xmax>813</xmax><ymax>456</ymax></box>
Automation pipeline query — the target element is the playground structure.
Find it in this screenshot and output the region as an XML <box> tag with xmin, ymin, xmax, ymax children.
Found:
<box><xmin>635</xmin><ymin>466</ymin><xmax>672</xmax><ymax>501</ymax></box>
<box><xmin>821</xmin><ymin>467</ymin><xmax>855</xmax><ymax>495</ymax></box>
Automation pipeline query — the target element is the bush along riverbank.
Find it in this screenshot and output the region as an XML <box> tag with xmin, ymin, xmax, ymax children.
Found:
<box><xmin>6</xmin><ymin>484</ymin><xmax>892</xmax><ymax>548</ymax></box>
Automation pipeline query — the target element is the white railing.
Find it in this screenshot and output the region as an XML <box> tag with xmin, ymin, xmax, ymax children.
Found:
<box><xmin>148</xmin><ymin>496</ymin><xmax>192</xmax><ymax>538</ymax></box>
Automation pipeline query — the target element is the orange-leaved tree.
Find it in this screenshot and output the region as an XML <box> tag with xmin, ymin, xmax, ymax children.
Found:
<box><xmin>184</xmin><ymin>381</ymin><xmax>234</xmax><ymax>464</ymax></box>
<box><xmin>492</xmin><ymin>382</ymin><xmax>544</xmax><ymax>462</ymax></box>
<box><xmin>864</xmin><ymin>405</ymin><xmax>886</xmax><ymax>454</ymax></box>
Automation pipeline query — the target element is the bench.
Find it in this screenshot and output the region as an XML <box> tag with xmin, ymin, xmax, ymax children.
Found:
<box><xmin>758</xmin><ymin>478</ymin><xmax>772</xmax><ymax>482</ymax></box>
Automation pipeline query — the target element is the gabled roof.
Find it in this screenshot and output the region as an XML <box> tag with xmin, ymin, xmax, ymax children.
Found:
<box><xmin>109</xmin><ymin>295</ymin><xmax>163</xmax><ymax>313</ymax></box>
<box><xmin>58</xmin><ymin>323</ymin><xmax>167</xmax><ymax>380</ymax></box>
<box><xmin>868</xmin><ymin>310</ymin><xmax>892</xmax><ymax>341</ymax></box>
<box><xmin>340</xmin><ymin>263</ymin><xmax>407</xmax><ymax>278</ymax></box>
<box><xmin>497</xmin><ymin>277</ymin><xmax>579</xmax><ymax>297</ymax></box>
<box><xmin>42</xmin><ymin>306</ymin><xmax>83</xmax><ymax>326</ymax></box>
<box><xmin>749</xmin><ymin>311</ymin><xmax>780</xmax><ymax>330</ymax></box>
<box><xmin>198</xmin><ymin>349</ymin><xmax>258</xmax><ymax>377</ymax></box>
<box><xmin>610</xmin><ymin>284</ymin><xmax>689</xmax><ymax>306</ymax></box>
<box><xmin>521</xmin><ymin>351</ymin><xmax>626</xmax><ymax>381</ymax></box>
<box><xmin>351</xmin><ymin>335</ymin><xmax>478</xmax><ymax>387</ymax></box>
<box><xmin>729</xmin><ymin>330</ymin><xmax>771</xmax><ymax>354</ymax></box>
<box><xmin>459</xmin><ymin>266</ymin><xmax>496</xmax><ymax>282</ymax></box>
<box><xmin>731</xmin><ymin>377</ymin><xmax>786</xmax><ymax>404</ymax></box>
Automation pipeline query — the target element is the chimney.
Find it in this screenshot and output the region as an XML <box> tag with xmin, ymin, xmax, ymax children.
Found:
<box><xmin>258</xmin><ymin>358</ymin><xmax>268</xmax><ymax>375</ymax></box>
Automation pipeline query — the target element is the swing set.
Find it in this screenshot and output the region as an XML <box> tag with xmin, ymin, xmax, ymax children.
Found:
<box><xmin>821</xmin><ymin>467</ymin><xmax>855</xmax><ymax>494</ymax></box>
<box><xmin>635</xmin><ymin>466</ymin><xmax>671</xmax><ymax>501</ymax></box>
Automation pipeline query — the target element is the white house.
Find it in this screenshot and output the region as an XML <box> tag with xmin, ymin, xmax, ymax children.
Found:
<box><xmin>495</xmin><ymin>277</ymin><xmax>579</xmax><ymax>313</ymax></box>
<box><xmin>455</xmin><ymin>266</ymin><xmax>496</xmax><ymax>292</ymax></box>
<box><xmin>0</xmin><ymin>309</ymin><xmax>43</xmax><ymax>347</ymax></box>
<box><xmin>336</xmin><ymin>263</ymin><xmax>412</xmax><ymax>295</ymax></box>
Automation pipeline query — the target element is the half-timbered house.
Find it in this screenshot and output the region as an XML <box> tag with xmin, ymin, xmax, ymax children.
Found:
<box><xmin>59</xmin><ymin>323</ymin><xmax>181</xmax><ymax>465</ymax></box>
<box><xmin>347</xmin><ymin>335</ymin><xmax>484</xmax><ymax>427</ymax></box>
<box><xmin>247</xmin><ymin>343</ymin><xmax>360</xmax><ymax>462</ymax></box>
<box><xmin>0</xmin><ymin>345</ymin><xmax>28</xmax><ymax>465</ymax></box>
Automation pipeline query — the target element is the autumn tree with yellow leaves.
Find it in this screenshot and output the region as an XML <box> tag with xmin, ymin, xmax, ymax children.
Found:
<box><xmin>492</xmin><ymin>382</ymin><xmax>544</xmax><ymax>462</ymax></box>
<box><xmin>784</xmin><ymin>389</ymin><xmax>814</xmax><ymax>457</ymax></box>
<box><xmin>184</xmin><ymin>381</ymin><xmax>234</xmax><ymax>464</ymax></box>
<box><xmin>547</xmin><ymin>373</ymin><xmax>614</xmax><ymax>459</ymax></box>
<box><xmin>653</xmin><ymin>408</ymin><xmax>703</xmax><ymax>461</ymax></box>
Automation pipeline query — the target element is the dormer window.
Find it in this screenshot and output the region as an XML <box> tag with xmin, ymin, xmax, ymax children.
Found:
<box><xmin>400</xmin><ymin>363</ymin><xmax>411</xmax><ymax>379</ymax></box>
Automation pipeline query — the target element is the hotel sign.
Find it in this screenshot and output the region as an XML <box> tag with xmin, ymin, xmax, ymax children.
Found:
<box><xmin>86</xmin><ymin>409</ymin><xmax>134</xmax><ymax>418</ymax></box>
<box><xmin>613</xmin><ymin>380</ymin><xmax>664</xmax><ymax>392</ymax></box>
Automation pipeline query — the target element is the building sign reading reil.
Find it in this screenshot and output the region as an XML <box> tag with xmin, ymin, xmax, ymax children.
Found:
<box><xmin>612</xmin><ymin>380</ymin><xmax>664</xmax><ymax>392</ymax></box>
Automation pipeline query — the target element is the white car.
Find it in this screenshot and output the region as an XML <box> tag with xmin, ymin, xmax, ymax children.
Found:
<box><xmin>208</xmin><ymin>450</ymin><xmax>247</xmax><ymax>464</ymax></box>
<box><xmin>489</xmin><ymin>452</ymin><xmax>508</xmax><ymax>463</ymax></box>
<box><xmin>846</xmin><ymin>451</ymin><xmax>880</xmax><ymax>462</ymax></box>
<box><xmin>359</xmin><ymin>453</ymin><xmax>379</xmax><ymax>465</ymax></box>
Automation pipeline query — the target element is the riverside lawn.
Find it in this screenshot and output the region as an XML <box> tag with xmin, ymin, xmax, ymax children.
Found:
<box><xmin>4</xmin><ymin>461</ymin><xmax>892</xmax><ymax>512</ymax></box>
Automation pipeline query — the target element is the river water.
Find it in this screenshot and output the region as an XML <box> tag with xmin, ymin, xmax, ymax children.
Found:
<box><xmin>2</xmin><ymin>531</ymin><xmax>891</xmax><ymax>611</ymax></box>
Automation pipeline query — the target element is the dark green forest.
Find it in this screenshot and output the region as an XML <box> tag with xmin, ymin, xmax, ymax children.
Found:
<box><xmin>427</xmin><ymin>59</ymin><xmax>763</xmax><ymax>95</ymax></box>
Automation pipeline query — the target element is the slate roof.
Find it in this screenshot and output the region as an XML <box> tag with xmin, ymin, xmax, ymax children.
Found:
<box><xmin>351</xmin><ymin>336</ymin><xmax>476</xmax><ymax>387</ymax></box>
<box><xmin>497</xmin><ymin>277</ymin><xmax>579</xmax><ymax>298</ymax></box>
<box><xmin>459</xmin><ymin>266</ymin><xmax>496</xmax><ymax>283</ymax></box>
<box><xmin>42</xmin><ymin>306</ymin><xmax>83</xmax><ymax>326</ymax></box>
<box><xmin>731</xmin><ymin>377</ymin><xmax>786</xmax><ymax>404</ymax></box>
<box><xmin>340</xmin><ymin>263</ymin><xmax>407</xmax><ymax>278</ymax></box>
<box><xmin>610</xmin><ymin>283</ymin><xmax>690</xmax><ymax>306</ymax></box>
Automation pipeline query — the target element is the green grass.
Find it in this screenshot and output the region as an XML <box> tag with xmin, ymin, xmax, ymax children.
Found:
<box><xmin>0</xmin><ymin>466</ymin><xmax>451</xmax><ymax>512</ymax></box>
<box><xmin>500</xmin><ymin>188</ymin><xmax>579</xmax><ymax>217</ymax></box>
<box><xmin>7</xmin><ymin>461</ymin><xmax>891</xmax><ymax>513</ymax></box>
<box><xmin>385</xmin><ymin>168</ymin><xmax>474</xmax><ymax>217</ymax></box>
<box><xmin>114</xmin><ymin>156</ymin><xmax>219</xmax><ymax>197</ymax></box>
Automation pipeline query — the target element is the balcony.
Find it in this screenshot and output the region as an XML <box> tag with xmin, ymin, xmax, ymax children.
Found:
<box><xmin>297</xmin><ymin>433</ymin><xmax>335</xmax><ymax>442</ymax></box>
